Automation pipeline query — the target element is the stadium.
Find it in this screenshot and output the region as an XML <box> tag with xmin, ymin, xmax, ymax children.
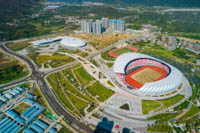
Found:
<box><xmin>30</xmin><ymin>36</ymin><xmax>87</xmax><ymax>49</ymax></box>
<box><xmin>114</xmin><ymin>53</ymin><xmax>183</xmax><ymax>97</ymax></box>
<box><xmin>60</xmin><ymin>37</ymin><xmax>87</xmax><ymax>49</ymax></box>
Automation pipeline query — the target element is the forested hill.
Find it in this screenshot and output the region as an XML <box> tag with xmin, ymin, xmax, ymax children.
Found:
<box><xmin>0</xmin><ymin>0</ymin><xmax>42</xmax><ymax>23</ymax></box>
<box><xmin>87</xmin><ymin>0</ymin><xmax>200</xmax><ymax>7</ymax></box>
<box><xmin>49</xmin><ymin>0</ymin><xmax>200</xmax><ymax>7</ymax></box>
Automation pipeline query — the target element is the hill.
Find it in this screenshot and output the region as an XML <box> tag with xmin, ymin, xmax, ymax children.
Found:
<box><xmin>49</xmin><ymin>0</ymin><xmax>200</xmax><ymax>7</ymax></box>
<box><xmin>0</xmin><ymin>0</ymin><xmax>42</xmax><ymax>23</ymax></box>
<box><xmin>87</xmin><ymin>0</ymin><xmax>200</xmax><ymax>7</ymax></box>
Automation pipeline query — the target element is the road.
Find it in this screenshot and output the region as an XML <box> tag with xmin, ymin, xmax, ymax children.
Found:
<box><xmin>0</xmin><ymin>37</ymin><xmax>131</xmax><ymax>132</ymax></box>
<box><xmin>0</xmin><ymin>43</ymin><xmax>93</xmax><ymax>133</ymax></box>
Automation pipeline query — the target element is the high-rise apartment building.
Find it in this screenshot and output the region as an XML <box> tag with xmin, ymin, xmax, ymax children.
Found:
<box><xmin>109</xmin><ymin>19</ymin><xmax>125</xmax><ymax>32</ymax></box>
<box><xmin>86</xmin><ymin>20</ymin><xmax>93</xmax><ymax>33</ymax></box>
<box><xmin>101</xmin><ymin>17</ymin><xmax>109</xmax><ymax>28</ymax></box>
<box><xmin>95</xmin><ymin>20</ymin><xmax>103</xmax><ymax>34</ymax></box>
<box><xmin>80</xmin><ymin>17</ymin><xmax>125</xmax><ymax>34</ymax></box>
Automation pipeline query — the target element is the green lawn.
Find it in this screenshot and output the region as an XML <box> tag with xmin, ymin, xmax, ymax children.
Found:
<box><xmin>57</xmin><ymin>72</ymin><xmax>96</xmax><ymax>104</ymax></box>
<box><xmin>178</xmin><ymin>105</ymin><xmax>200</xmax><ymax>122</ymax></box>
<box><xmin>65</xmin><ymin>91</ymin><xmax>88</xmax><ymax>116</ymax></box>
<box><xmin>142</xmin><ymin>95</ymin><xmax>184</xmax><ymax>114</ymax></box>
<box><xmin>106</xmin><ymin>63</ymin><xmax>114</xmax><ymax>68</ymax></box>
<box><xmin>74</xmin><ymin>66</ymin><xmax>95</xmax><ymax>85</ymax></box>
<box><xmin>86</xmin><ymin>81</ymin><xmax>115</xmax><ymax>102</ymax></box>
<box><xmin>147</xmin><ymin>113</ymin><xmax>179</xmax><ymax>122</ymax></box>
<box><xmin>101</xmin><ymin>49</ymin><xmax>116</xmax><ymax>61</ymax></box>
<box><xmin>47</xmin><ymin>76</ymin><xmax>75</xmax><ymax>113</ymax></box>
<box><xmin>158</xmin><ymin>95</ymin><xmax>184</xmax><ymax>111</ymax></box>
<box><xmin>28</xmin><ymin>53</ymin><xmax>75</xmax><ymax>68</ymax></box>
<box><xmin>48</xmin><ymin>72</ymin><xmax>98</xmax><ymax>117</ymax></box>
<box><xmin>174</xmin><ymin>101</ymin><xmax>190</xmax><ymax>111</ymax></box>
<box><xmin>62</xmin><ymin>68</ymin><xmax>80</xmax><ymax>87</ymax></box>
<box><xmin>147</xmin><ymin>123</ymin><xmax>173</xmax><ymax>132</ymax></box>
<box><xmin>142</xmin><ymin>100</ymin><xmax>161</xmax><ymax>114</ymax></box>
<box><xmin>114</xmin><ymin>47</ymin><xmax>134</xmax><ymax>55</ymax></box>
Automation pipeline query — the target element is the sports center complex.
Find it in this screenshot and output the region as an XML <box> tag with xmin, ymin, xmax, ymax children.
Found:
<box><xmin>113</xmin><ymin>52</ymin><xmax>184</xmax><ymax>99</ymax></box>
<box><xmin>30</xmin><ymin>36</ymin><xmax>87</xmax><ymax>49</ymax></box>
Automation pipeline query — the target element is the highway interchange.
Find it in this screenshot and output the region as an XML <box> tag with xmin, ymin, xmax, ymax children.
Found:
<box><xmin>0</xmin><ymin>36</ymin><xmax>129</xmax><ymax>133</ymax></box>
<box><xmin>0</xmin><ymin>42</ymin><xmax>94</xmax><ymax>133</ymax></box>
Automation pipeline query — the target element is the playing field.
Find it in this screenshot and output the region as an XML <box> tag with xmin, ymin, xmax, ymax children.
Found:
<box><xmin>126</xmin><ymin>65</ymin><xmax>166</xmax><ymax>88</ymax></box>
<box><xmin>131</xmin><ymin>68</ymin><xmax>162</xmax><ymax>84</ymax></box>
<box><xmin>109</xmin><ymin>46</ymin><xmax>137</xmax><ymax>57</ymax></box>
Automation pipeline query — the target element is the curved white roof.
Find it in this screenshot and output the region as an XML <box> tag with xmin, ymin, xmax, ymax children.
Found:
<box><xmin>60</xmin><ymin>37</ymin><xmax>86</xmax><ymax>48</ymax></box>
<box><xmin>114</xmin><ymin>53</ymin><xmax>183</xmax><ymax>95</ymax></box>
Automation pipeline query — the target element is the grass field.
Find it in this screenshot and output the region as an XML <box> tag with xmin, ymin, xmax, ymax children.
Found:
<box><xmin>47</xmin><ymin>75</ymin><xmax>77</xmax><ymax>114</ymax></box>
<box><xmin>74</xmin><ymin>66</ymin><xmax>94</xmax><ymax>85</ymax></box>
<box><xmin>147</xmin><ymin>113</ymin><xmax>179</xmax><ymax>122</ymax></box>
<box><xmin>7</xmin><ymin>41</ymin><xmax>30</xmax><ymax>51</ymax></box>
<box><xmin>142</xmin><ymin>100</ymin><xmax>161</xmax><ymax>114</ymax></box>
<box><xmin>131</xmin><ymin>68</ymin><xmax>162</xmax><ymax>84</ymax></box>
<box><xmin>62</xmin><ymin>68</ymin><xmax>80</xmax><ymax>87</ymax></box>
<box><xmin>158</xmin><ymin>95</ymin><xmax>184</xmax><ymax>111</ymax></box>
<box><xmin>106</xmin><ymin>63</ymin><xmax>113</xmax><ymax>68</ymax></box>
<box><xmin>113</xmin><ymin>47</ymin><xmax>135</xmax><ymax>55</ymax></box>
<box><xmin>34</xmin><ymin>53</ymin><xmax>75</xmax><ymax>68</ymax></box>
<box><xmin>47</xmin><ymin>70</ymin><xmax>97</xmax><ymax>117</ymax></box>
<box><xmin>174</xmin><ymin>101</ymin><xmax>190</xmax><ymax>111</ymax></box>
<box><xmin>14</xmin><ymin>102</ymin><xmax>30</xmax><ymax>113</ymax></box>
<box><xmin>147</xmin><ymin>122</ymin><xmax>173</xmax><ymax>132</ymax></box>
<box><xmin>86</xmin><ymin>81</ymin><xmax>114</xmax><ymax>102</ymax></box>
<box><xmin>178</xmin><ymin>105</ymin><xmax>200</xmax><ymax>122</ymax></box>
<box><xmin>57</xmin><ymin>72</ymin><xmax>95</xmax><ymax>104</ymax></box>
<box><xmin>142</xmin><ymin>95</ymin><xmax>184</xmax><ymax>114</ymax></box>
<box><xmin>101</xmin><ymin>49</ymin><xmax>116</xmax><ymax>61</ymax></box>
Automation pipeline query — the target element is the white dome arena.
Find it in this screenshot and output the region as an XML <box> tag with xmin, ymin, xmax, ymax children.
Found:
<box><xmin>114</xmin><ymin>53</ymin><xmax>183</xmax><ymax>96</ymax></box>
<box><xmin>60</xmin><ymin>37</ymin><xmax>87</xmax><ymax>49</ymax></box>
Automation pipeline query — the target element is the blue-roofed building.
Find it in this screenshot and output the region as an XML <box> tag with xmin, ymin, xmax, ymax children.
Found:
<box><xmin>4</xmin><ymin>122</ymin><xmax>18</xmax><ymax>133</ymax></box>
<box><xmin>13</xmin><ymin>89</ymin><xmax>20</xmax><ymax>95</ymax></box>
<box><xmin>4</xmin><ymin>93</ymin><xmax>14</xmax><ymax>99</ymax></box>
<box><xmin>25</xmin><ymin>108</ymin><xmax>44</xmax><ymax>124</ymax></box>
<box><xmin>0</xmin><ymin>96</ymin><xmax>8</xmax><ymax>102</ymax></box>
<box><xmin>21</xmin><ymin>106</ymin><xmax>34</xmax><ymax>118</ymax></box>
<box><xmin>6</xmin><ymin>110</ymin><xmax>18</xmax><ymax>119</ymax></box>
<box><xmin>0</xmin><ymin>118</ymin><xmax>12</xmax><ymax>129</ymax></box>
<box><xmin>34</xmin><ymin>103</ymin><xmax>43</xmax><ymax>108</ymax></box>
<box><xmin>9</xmin><ymin>90</ymin><xmax>18</xmax><ymax>97</ymax></box>
<box><xmin>16</xmin><ymin>116</ymin><xmax>25</xmax><ymax>124</ymax></box>
<box><xmin>29</xmin><ymin>123</ymin><xmax>44</xmax><ymax>133</ymax></box>
<box><xmin>26</xmin><ymin>93</ymin><xmax>35</xmax><ymax>100</ymax></box>
<box><xmin>16</xmin><ymin>87</ymin><xmax>25</xmax><ymax>93</ymax></box>
<box><xmin>0</xmin><ymin>117</ymin><xmax>9</xmax><ymax>125</ymax></box>
<box><xmin>24</xmin><ymin>98</ymin><xmax>35</xmax><ymax>105</ymax></box>
<box><xmin>0</xmin><ymin>120</ymin><xmax>15</xmax><ymax>132</ymax></box>
<box><xmin>0</xmin><ymin>101</ymin><xmax>3</xmax><ymax>107</ymax></box>
<box><xmin>48</xmin><ymin>127</ymin><xmax>57</xmax><ymax>133</ymax></box>
<box><xmin>34</xmin><ymin>120</ymin><xmax>49</xmax><ymax>130</ymax></box>
<box><xmin>10</xmin><ymin>125</ymin><xmax>22</xmax><ymax>133</ymax></box>
<box><xmin>23</xmin><ymin>128</ymin><xmax>35</xmax><ymax>133</ymax></box>
<box><xmin>25</xmin><ymin>107</ymin><xmax>38</xmax><ymax>119</ymax></box>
